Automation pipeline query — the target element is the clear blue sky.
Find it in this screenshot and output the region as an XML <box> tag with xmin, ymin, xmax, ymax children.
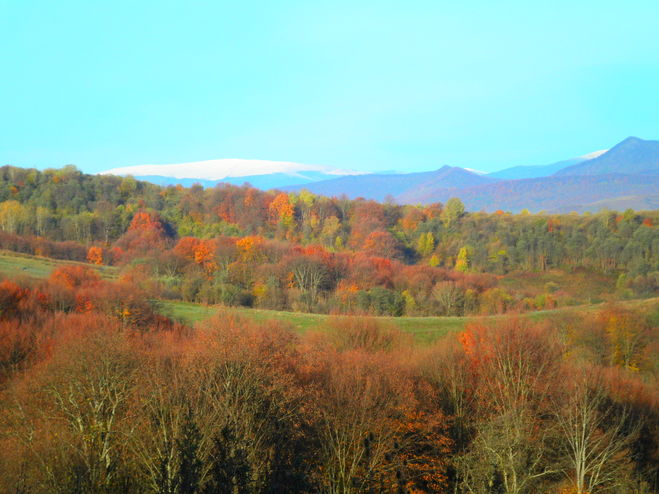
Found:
<box><xmin>1</xmin><ymin>0</ymin><xmax>658</xmax><ymax>174</ymax></box>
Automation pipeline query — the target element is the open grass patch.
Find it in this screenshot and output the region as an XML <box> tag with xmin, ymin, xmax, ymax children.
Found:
<box><xmin>0</xmin><ymin>250</ymin><xmax>118</xmax><ymax>280</ymax></box>
<box><xmin>159</xmin><ymin>297</ymin><xmax>659</xmax><ymax>345</ymax></box>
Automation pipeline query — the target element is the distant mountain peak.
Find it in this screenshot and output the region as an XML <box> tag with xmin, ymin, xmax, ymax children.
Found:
<box><xmin>619</xmin><ymin>136</ymin><xmax>644</xmax><ymax>145</ymax></box>
<box><xmin>434</xmin><ymin>165</ymin><xmax>484</xmax><ymax>177</ymax></box>
<box><xmin>555</xmin><ymin>136</ymin><xmax>659</xmax><ymax>177</ymax></box>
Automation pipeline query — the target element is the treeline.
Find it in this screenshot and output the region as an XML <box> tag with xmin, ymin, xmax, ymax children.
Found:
<box><xmin>0</xmin><ymin>271</ymin><xmax>656</xmax><ymax>493</ymax></box>
<box><xmin>1</xmin><ymin>165</ymin><xmax>657</xmax><ymax>273</ymax></box>
<box><xmin>0</xmin><ymin>165</ymin><xmax>657</xmax><ymax>314</ymax></box>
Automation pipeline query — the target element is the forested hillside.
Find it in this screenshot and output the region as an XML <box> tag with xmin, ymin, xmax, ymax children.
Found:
<box><xmin>0</xmin><ymin>165</ymin><xmax>657</xmax><ymax>316</ymax></box>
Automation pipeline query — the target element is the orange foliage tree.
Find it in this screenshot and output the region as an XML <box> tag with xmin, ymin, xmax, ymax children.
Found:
<box><xmin>173</xmin><ymin>236</ymin><xmax>201</xmax><ymax>260</ymax></box>
<box><xmin>86</xmin><ymin>246</ymin><xmax>103</xmax><ymax>265</ymax></box>
<box><xmin>128</xmin><ymin>211</ymin><xmax>165</xmax><ymax>234</ymax></box>
<box><xmin>50</xmin><ymin>265</ymin><xmax>101</xmax><ymax>289</ymax></box>
<box><xmin>236</xmin><ymin>235</ymin><xmax>265</xmax><ymax>262</ymax></box>
<box><xmin>193</xmin><ymin>239</ymin><xmax>218</xmax><ymax>276</ymax></box>
<box><xmin>268</xmin><ymin>193</ymin><xmax>294</xmax><ymax>225</ymax></box>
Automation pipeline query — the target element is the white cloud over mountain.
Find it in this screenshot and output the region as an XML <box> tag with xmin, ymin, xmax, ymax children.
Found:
<box><xmin>101</xmin><ymin>159</ymin><xmax>367</xmax><ymax>180</ymax></box>
<box><xmin>579</xmin><ymin>149</ymin><xmax>608</xmax><ymax>160</ymax></box>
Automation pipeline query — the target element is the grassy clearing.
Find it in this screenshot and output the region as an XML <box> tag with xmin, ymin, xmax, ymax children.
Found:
<box><xmin>158</xmin><ymin>299</ymin><xmax>465</xmax><ymax>343</ymax></box>
<box><xmin>158</xmin><ymin>301</ymin><xmax>331</xmax><ymax>332</ymax></box>
<box><xmin>499</xmin><ymin>268</ymin><xmax>616</xmax><ymax>304</ymax></box>
<box><xmin>0</xmin><ymin>250</ymin><xmax>117</xmax><ymax>280</ymax></box>
<box><xmin>158</xmin><ymin>298</ymin><xmax>659</xmax><ymax>344</ymax></box>
<box><xmin>157</xmin><ymin>301</ymin><xmax>457</xmax><ymax>343</ymax></box>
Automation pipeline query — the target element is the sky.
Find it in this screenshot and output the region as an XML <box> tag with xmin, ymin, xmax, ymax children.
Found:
<box><xmin>1</xmin><ymin>0</ymin><xmax>658</xmax><ymax>175</ymax></box>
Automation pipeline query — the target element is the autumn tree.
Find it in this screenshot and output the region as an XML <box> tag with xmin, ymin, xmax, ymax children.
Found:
<box><xmin>598</xmin><ymin>305</ymin><xmax>653</xmax><ymax>371</ymax></box>
<box><xmin>87</xmin><ymin>246</ymin><xmax>104</xmax><ymax>265</ymax></box>
<box><xmin>417</xmin><ymin>231</ymin><xmax>435</xmax><ymax>257</ymax></box>
<box><xmin>362</xmin><ymin>230</ymin><xmax>402</xmax><ymax>259</ymax></box>
<box><xmin>0</xmin><ymin>200</ymin><xmax>28</xmax><ymax>234</ymax></box>
<box><xmin>269</xmin><ymin>193</ymin><xmax>295</xmax><ymax>239</ymax></box>
<box><xmin>50</xmin><ymin>265</ymin><xmax>101</xmax><ymax>289</ymax></box>
<box><xmin>193</xmin><ymin>239</ymin><xmax>218</xmax><ymax>276</ymax></box>
<box><xmin>349</xmin><ymin>201</ymin><xmax>386</xmax><ymax>249</ymax></box>
<box><xmin>441</xmin><ymin>197</ymin><xmax>465</xmax><ymax>228</ymax></box>
<box><xmin>236</xmin><ymin>235</ymin><xmax>265</xmax><ymax>263</ymax></box>
<box><xmin>8</xmin><ymin>318</ymin><xmax>136</xmax><ymax>493</ymax></box>
<box><xmin>129</xmin><ymin>354</ymin><xmax>205</xmax><ymax>494</ymax></box>
<box><xmin>192</xmin><ymin>313</ymin><xmax>312</xmax><ymax>492</ymax></box>
<box><xmin>399</xmin><ymin>207</ymin><xmax>425</xmax><ymax>233</ymax></box>
<box><xmin>432</xmin><ymin>281</ymin><xmax>465</xmax><ymax>316</ymax></box>
<box><xmin>314</xmin><ymin>350</ymin><xmax>415</xmax><ymax>493</ymax></box>
<box><xmin>114</xmin><ymin>210</ymin><xmax>170</xmax><ymax>258</ymax></box>
<box><xmin>174</xmin><ymin>236</ymin><xmax>201</xmax><ymax>261</ymax></box>
<box><xmin>423</xmin><ymin>336</ymin><xmax>478</xmax><ymax>458</ymax></box>
<box><xmin>553</xmin><ymin>367</ymin><xmax>640</xmax><ymax>494</ymax></box>
<box><xmin>456</xmin><ymin>320</ymin><xmax>562</xmax><ymax>494</ymax></box>
<box><xmin>289</xmin><ymin>256</ymin><xmax>329</xmax><ymax>311</ymax></box>
<box><xmin>454</xmin><ymin>245</ymin><xmax>472</xmax><ymax>272</ymax></box>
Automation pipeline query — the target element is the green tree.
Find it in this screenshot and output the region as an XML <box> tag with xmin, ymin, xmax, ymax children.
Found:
<box><xmin>417</xmin><ymin>231</ymin><xmax>435</xmax><ymax>257</ymax></box>
<box><xmin>177</xmin><ymin>408</ymin><xmax>202</xmax><ymax>494</ymax></box>
<box><xmin>455</xmin><ymin>246</ymin><xmax>472</xmax><ymax>272</ymax></box>
<box><xmin>441</xmin><ymin>197</ymin><xmax>465</xmax><ymax>228</ymax></box>
<box><xmin>204</xmin><ymin>426</ymin><xmax>250</xmax><ymax>494</ymax></box>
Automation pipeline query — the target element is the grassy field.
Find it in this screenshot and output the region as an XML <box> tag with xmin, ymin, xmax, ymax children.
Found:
<box><xmin>1</xmin><ymin>249</ymin><xmax>656</xmax><ymax>344</ymax></box>
<box><xmin>0</xmin><ymin>250</ymin><xmax>117</xmax><ymax>280</ymax></box>
<box><xmin>499</xmin><ymin>268</ymin><xmax>616</xmax><ymax>304</ymax></box>
<box><xmin>158</xmin><ymin>297</ymin><xmax>659</xmax><ymax>344</ymax></box>
<box><xmin>157</xmin><ymin>299</ymin><xmax>468</xmax><ymax>343</ymax></box>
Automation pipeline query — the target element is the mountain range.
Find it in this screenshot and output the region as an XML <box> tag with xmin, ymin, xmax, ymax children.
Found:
<box><xmin>101</xmin><ymin>159</ymin><xmax>367</xmax><ymax>189</ymax></box>
<box><xmin>283</xmin><ymin>137</ymin><xmax>659</xmax><ymax>212</ymax></box>
<box><xmin>102</xmin><ymin>137</ymin><xmax>659</xmax><ymax>213</ymax></box>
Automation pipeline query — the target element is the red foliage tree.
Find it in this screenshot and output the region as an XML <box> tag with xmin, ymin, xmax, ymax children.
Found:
<box><xmin>173</xmin><ymin>237</ymin><xmax>201</xmax><ymax>260</ymax></box>
<box><xmin>362</xmin><ymin>230</ymin><xmax>402</xmax><ymax>259</ymax></box>
<box><xmin>49</xmin><ymin>265</ymin><xmax>101</xmax><ymax>289</ymax></box>
<box><xmin>114</xmin><ymin>211</ymin><xmax>169</xmax><ymax>259</ymax></box>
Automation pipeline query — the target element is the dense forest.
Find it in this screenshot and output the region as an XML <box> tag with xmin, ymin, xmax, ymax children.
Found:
<box><xmin>0</xmin><ymin>165</ymin><xmax>657</xmax><ymax>493</ymax></box>
<box><xmin>0</xmin><ymin>165</ymin><xmax>656</xmax><ymax>316</ymax></box>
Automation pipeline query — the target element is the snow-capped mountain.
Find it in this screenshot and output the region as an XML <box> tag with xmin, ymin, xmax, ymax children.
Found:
<box><xmin>100</xmin><ymin>159</ymin><xmax>368</xmax><ymax>188</ymax></box>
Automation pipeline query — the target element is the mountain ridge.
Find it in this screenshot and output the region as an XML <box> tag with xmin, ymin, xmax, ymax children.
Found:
<box><xmin>284</xmin><ymin>137</ymin><xmax>659</xmax><ymax>212</ymax></box>
<box><xmin>100</xmin><ymin>137</ymin><xmax>659</xmax><ymax>213</ymax></box>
